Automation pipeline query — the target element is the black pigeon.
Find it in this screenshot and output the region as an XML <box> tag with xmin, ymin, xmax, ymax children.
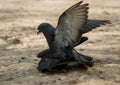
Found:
<box><xmin>37</xmin><ymin>36</ymin><xmax>88</xmax><ymax>58</ymax></box>
<box><xmin>37</xmin><ymin>1</ymin><xmax>110</xmax><ymax>72</ymax></box>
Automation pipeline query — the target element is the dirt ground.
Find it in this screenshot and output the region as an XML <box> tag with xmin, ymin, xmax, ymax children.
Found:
<box><xmin>0</xmin><ymin>0</ymin><xmax>120</xmax><ymax>85</ymax></box>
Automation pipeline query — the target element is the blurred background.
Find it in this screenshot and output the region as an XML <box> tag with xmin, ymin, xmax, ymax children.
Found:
<box><xmin>0</xmin><ymin>0</ymin><xmax>120</xmax><ymax>85</ymax></box>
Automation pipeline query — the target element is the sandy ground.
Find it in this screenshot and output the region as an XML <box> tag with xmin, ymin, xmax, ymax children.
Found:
<box><xmin>0</xmin><ymin>0</ymin><xmax>120</xmax><ymax>85</ymax></box>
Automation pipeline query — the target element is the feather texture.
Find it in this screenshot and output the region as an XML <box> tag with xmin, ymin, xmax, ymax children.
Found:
<box><xmin>56</xmin><ymin>1</ymin><xmax>89</xmax><ymax>45</ymax></box>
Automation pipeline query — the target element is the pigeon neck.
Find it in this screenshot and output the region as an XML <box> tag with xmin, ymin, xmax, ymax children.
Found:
<box><xmin>42</xmin><ymin>25</ymin><xmax>54</xmax><ymax>36</ymax></box>
<box><xmin>42</xmin><ymin>26</ymin><xmax>55</xmax><ymax>49</ymax></box>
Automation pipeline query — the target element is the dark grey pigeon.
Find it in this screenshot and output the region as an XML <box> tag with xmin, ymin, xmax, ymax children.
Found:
<box><xmin>37</xmin><ymin>36</ymin><xmax>88</xmax><ymax>58</ymax></box>
<box><xmin>37</xmin><ymin>1</ymin><xmax>111</xmax><ymax>71</ymax></box>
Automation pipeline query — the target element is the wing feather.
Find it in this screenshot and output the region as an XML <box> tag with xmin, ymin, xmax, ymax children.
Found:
<box><xmin>83</xmin><ymin>20</ymin><xmax>111</xmax><ymax>33</ymax></box>
<box><xmin>56</xmin><ymin>1</ymin><xmax>89</xmax><ymax>44</ymax></box>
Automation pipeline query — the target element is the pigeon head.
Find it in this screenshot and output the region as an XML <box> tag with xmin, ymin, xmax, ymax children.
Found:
<box><xmin>37</xmin><ymin>23</ymin><xmax>53</xmax><ymax>34</ymax></box>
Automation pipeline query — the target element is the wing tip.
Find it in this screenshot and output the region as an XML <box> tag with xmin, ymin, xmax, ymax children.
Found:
<box><xmin>74</xmin><ymin>1</ymin><xmax>83</xmax><ymax>7</ymax></box>
<box><xmin>85</xmin><ymin>3</ymin><xmax>89</xmax><ymax>6</ymax></box>
<box><xmin>104</xmin><ymin>20</ymin><xmax>111</xmax><ymax>24</ymax></box>
<box><xmin>78</xmin><ymin>1</ymin><xmax>89</xmax><ymax>6</ymax></box>
<box><xmin>79</xmin><ymin>1</ymin><xmax>83</xmax><ymax>4</ymax></box>
<box><xmin>100</xmin><ymin>20</ymin><xmax>111</xmax><ymax>25</ymax></box>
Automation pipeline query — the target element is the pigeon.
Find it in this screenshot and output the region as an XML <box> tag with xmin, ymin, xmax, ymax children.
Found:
<box><xmin>37</xmin><ymin>1</ymin><xmax>111</xmax><ymax>72</ymax></box>
<box><xmin>37</xmin><ymin>36</ymin><xmax>88</xmax><ymax>58</ymax></box>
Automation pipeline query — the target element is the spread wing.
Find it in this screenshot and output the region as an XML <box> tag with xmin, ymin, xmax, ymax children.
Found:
<box><xmin>83</xmin><ymin>20</ymin><xmax>111</xmax><ymax>33</ymax></box>
<box><xmin>56</xmin><ymin>1</ymin><xmax>89</xmax><ymax>44</ymax></box>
